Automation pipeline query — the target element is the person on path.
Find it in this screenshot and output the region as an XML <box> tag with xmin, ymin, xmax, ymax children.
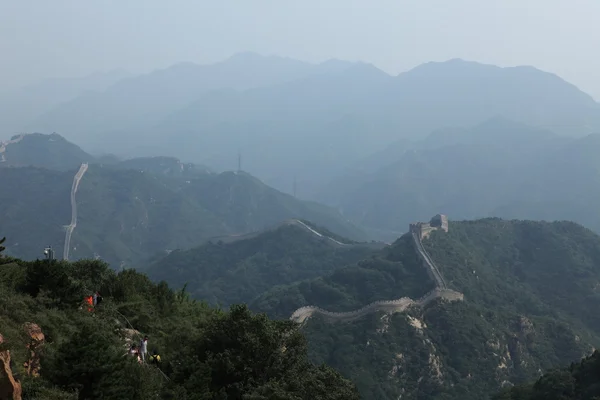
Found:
<box><xmin>139</xmin><ymin>336</ymin><xmax>148</xmax><ymax>363</ymax></box>
<box><xmin>92</xmin><ymin>292</ymin><xmax>97</xmax><ymax>306</ymax></box>
<box><xmin>85</xmin><ymin>295</ymin><xmax>94</xmax><ymax>312</ymax></box>
<box><xmin>129</xmin><ymin>343</ymin><xmax>142</xmax><ymax>364</ymax></box>
<box><xmin>149</xmin><ymin>349</ymin><xmax>161</xmax><ymax>366</ymax></box>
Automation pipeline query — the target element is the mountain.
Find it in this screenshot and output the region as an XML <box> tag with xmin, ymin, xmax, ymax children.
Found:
<box><xmin>0</xmin><ymin>153</ymin><xmax>366</xmax><ymax>267</ymax></box>
<box><xmin>0</xmin><ymin>132</ymin><xmax>94</xmax><ymax>170</ymax></box>
<box><xmin>0</xmin><ymin>254</ymin><xmax>358</xmax><ymax>399</ymax></box>
<box><xmin>249</xmin><ymin>217</ymin><xmax>600</xmax><ymax>399</ymax></box>
<box><xmin>139</xmin><ymin>59</ymin><xmax>600</xmax><ymax>195</ymax></box>
<box><xmin>390</xmin><ymin>59</ymin><xmax>600</xmax><ymax>137</ymax></box>
<box><xmin>0</xmin><ymin>69</ymin><xmax>131</xmax><ymax>137</ymax></box>
<box><xmin>27</xmin><ymin>52</ymin><xmax>358</xmax><ymax>153</ymax></box>
<box><xmin>316</xmin><ymin>118</ymin><xmax>600</xmax><ymax>241</ymax></box>
<box><xmin>112</xmin><ymin>156</ymin><xmax>212</xmax><ymax>177</ymax></box>
<box><xmin>24</xmin><ymin>56</ymin><xmax>600</xmax><ymax>196</ymax></box>
<box><xmin>145</xmin><ymin>220</ymin><xmax>384</xmax><ymax>307</ymax></box>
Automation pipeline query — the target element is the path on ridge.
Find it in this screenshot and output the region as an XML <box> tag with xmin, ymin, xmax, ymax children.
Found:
<box><xmin>63</xmin><ymin>163</ymin><xmax>88</xmax><ymax>260</ymax></box>
<box><xmin>412</xmin><ymin>229</ymin><xmax>447</xmax><ymax>289</ymax></box>
<box><xmin>0</xmin><ymin>135</ymin><xmax>25</xmax><ymax>163</ymax></box>
<box><xmin>289</xmin><ymin>220</ymin><xmax>462</xmax><ymax>324</ymax></box>
<box><xmin>290</xmin><ymin>220</ymin><xmax>348</xmax><ymax>246</ymax></box>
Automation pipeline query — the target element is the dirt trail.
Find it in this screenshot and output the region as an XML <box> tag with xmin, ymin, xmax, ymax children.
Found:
<box><xmin>63</xmin><ymin>163</ymin><xmax>88</xmax><ymax>260</ymax></box>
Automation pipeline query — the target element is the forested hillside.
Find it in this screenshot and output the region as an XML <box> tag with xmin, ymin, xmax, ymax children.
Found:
<box><xmin>0</xmin><ymin>132</ymin><xmax>93</xmax><ymax>170</ymax></box>
<box><xmin>247</xmin><ymin>218</ymin><xmax>600</xmax><ymax>399</ymax></box>
<box><xmin>146</xmin><ymin>222</ymin><xmax>382</xmax><ymax>307</ymax></box>
<box><xmin>0</xmin><ymin>251</ymin><xmax>358</xmax><ymax>400</ymax></box>
<box><xmin>493</xmin><ymin>350</ymin><xmax>600</xmax><ymax>400</ymax></box>
<box><xmin>0</xmin><ymin>136</ymin><xmax>365</xmax><ymax>267</ymax></box>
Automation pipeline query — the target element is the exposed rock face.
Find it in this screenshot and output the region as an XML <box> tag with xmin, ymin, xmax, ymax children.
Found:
<box><xmin>0</xmin><ymin>333</ymin><xmax>22</xmax><ymax>400</ymax></box>
<box><xmin>23</xmin><ymin>323</ymin><xmax>45</xmax><ymax>377</ymax></box>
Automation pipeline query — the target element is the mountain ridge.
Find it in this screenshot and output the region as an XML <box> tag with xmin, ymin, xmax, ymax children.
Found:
<box><xmin>19</xmin><ymin>55</ymin><xmax>600</xmax><ymax>197</ymax></box>
<box><xmin>289</xmin><ymin>215</ymin><xmax>464</xmax><ymax>324</ymax></box>
<box><xmin>0</xmin><ymin>135</ymin><xmax>366</xmax><ymax>267</ymax></box>
<box><xmin>258</xmin><ymin>217</ymin><xmax>600</xmax><ymax>399</ymax></box>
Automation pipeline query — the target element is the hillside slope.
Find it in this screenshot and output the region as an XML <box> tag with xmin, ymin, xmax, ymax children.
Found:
<box><xmin>146</xmin><ymin>221</ymin><xmax>382</xmax><ymax>307</ymax></box>
<box><xmin>27</xmin><ymin>52</ymin><xmax>358</xmax><ymax>153</ymax></box>
<box><xmin>24</xmin><ymin>57</ymin><xmax>600</xmax><ymax>197</ymax></box>
<box><xmin>0</xmin><ymin>254</ymin><xmax>358</xmax><ymax>399</ymax></box>
<box><xmin>0</xmin><ymin>163</ymin><xmax>365</xmax><ymax>267</ymax></box>
<box><xmin>253</xmin><ymin>218</ymin><xmax>600</xmax><ymax>399</ymax></box>
<box><xmin>493</xmin><ymin>350</ymin><xmax>600</xmax><ymax>400</ymax></box>
<box><xmin>318</xmin><ymin>118</ymin><xmax>600</xmax><ymax>241</ymax></box>
<box><xmin>0</xmin><ymin>132</ymin><xmax>94</xmax><ymax>170</ymax></box>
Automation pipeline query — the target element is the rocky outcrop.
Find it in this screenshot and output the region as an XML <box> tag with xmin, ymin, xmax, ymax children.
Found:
<box><xmin>0</xmin><ymin>334</ymin><xmax>22</xmax><ymax>400</ymax></box>
<box><xmin>23</xmin><ymin>323</ymin><xmax>44</xmax><ymax>377</ymax></box>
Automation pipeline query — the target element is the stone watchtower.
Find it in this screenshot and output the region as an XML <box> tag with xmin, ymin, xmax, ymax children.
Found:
<box><xmin>429</xmin><ymin>214</ymin><xmax>448</xmax><ymax>232</ymax></box>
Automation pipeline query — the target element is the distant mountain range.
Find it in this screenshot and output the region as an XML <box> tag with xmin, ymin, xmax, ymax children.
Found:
<box><xmin>317</xmin><ymin>117</ymin><xmax>600</xmax><ymax>241</ymax></box>
<box><xmin>4</xmin><ymin>53</ymin><xmax>598</xmax><ymax>197</ymax></box>
<box><xmin>0</xmin><ymin>69</ymin><xmax>131</xmax><ymax>136</ymax></box>
<box><xmin>0</xmin><ymin>133</ymin><xmax>365</xmax><ymax>267</ymax></box>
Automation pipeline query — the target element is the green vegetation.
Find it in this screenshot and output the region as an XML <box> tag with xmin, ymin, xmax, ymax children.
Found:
<box><xmin>0</xmin><ymin>167</ymin><xmax>72</xmax><ymax>259</ymax></box>
<box><xmin>0</xmin><ymin>132</ymin><xmax>93</xmax><ymax>171</ymax></box>
<box><xmin>493</xmin><ymin>350</ymin><xmax>600</xmax><ymax>400</ymax></box>
<box><xmin>423</xmin><ymin>218</ymin><xmax>600</xmax><ymax>334</ymax></box>
<box><xmin>0</xmin><ymin>253</ymin><xmax>358</xmax><ymax>399</ymax></box>
<box><xmin>0</xmin><ymin>151</ymin><xmax>366</xmax><ymax>266</ymax></box>
<box><xmin>146</xmin><ymin>223</ymin><xmax>378</xmax><ymax>307</ymax></box>
<box><xmin>297</xmin><ymin>219</ymin><xmax>358</xmax><ymax>244</ymax></box>
<box><xmin>244</xmin><ymin>219</ymin><xmax>600</xmax><ymax>399</ymax></box>
<box><xmin>251</xmin><ymin>234</ymin><xmax>433</xmax><ymax>319</ymax></box>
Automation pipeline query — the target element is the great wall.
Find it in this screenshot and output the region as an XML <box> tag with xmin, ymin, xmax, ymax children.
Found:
<box><xmin>289</xmin><ymin>214</ymin><xmax>464</xmax><ymax>324</ymax></box>
<box><xmin>63</xmin><ymin>163</ymin><xmax>89</xmax><ymax>261</ymax></box>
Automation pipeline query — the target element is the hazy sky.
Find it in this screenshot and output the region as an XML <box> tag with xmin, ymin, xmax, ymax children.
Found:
<box><xmin>2</xmin><ymin>0</ymin><xmax>599</xmax><ymax>98</ymax></box>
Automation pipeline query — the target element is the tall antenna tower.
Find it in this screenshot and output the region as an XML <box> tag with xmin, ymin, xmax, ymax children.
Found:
<box><xmin>237</xmin><ymin>152</ymin><xmax>242</xmax><ymax>172</ymax></box>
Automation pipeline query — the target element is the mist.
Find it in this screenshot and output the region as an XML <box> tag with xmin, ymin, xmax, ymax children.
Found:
<box><xmin>2</xmin><ymin>0</ymin><xmax>600</xmax><ymax>98</ymax></box>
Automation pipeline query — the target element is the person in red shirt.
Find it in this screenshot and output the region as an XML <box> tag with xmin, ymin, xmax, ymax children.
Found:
<box><xmin>85</xmin><ymin>295</ymin><xmax>94</xmax><ymax>312</ymax></box>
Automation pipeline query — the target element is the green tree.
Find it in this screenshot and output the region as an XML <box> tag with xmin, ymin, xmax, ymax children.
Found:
<box><xmin>167</xmin><ymin>304</ymin><xmax>359</xmax><ymax>399</ymax></box>
<box><xmin>42</xmin><ymin>317</ymin><xmax>162</xmax><ymax>400</ymax></box>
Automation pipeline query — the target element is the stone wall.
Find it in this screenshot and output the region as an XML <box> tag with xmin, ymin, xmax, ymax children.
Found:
<box><xmin>289</xmin><ymin>215</ymin><xmax>462</xmax><ymax>324</ymax></box>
